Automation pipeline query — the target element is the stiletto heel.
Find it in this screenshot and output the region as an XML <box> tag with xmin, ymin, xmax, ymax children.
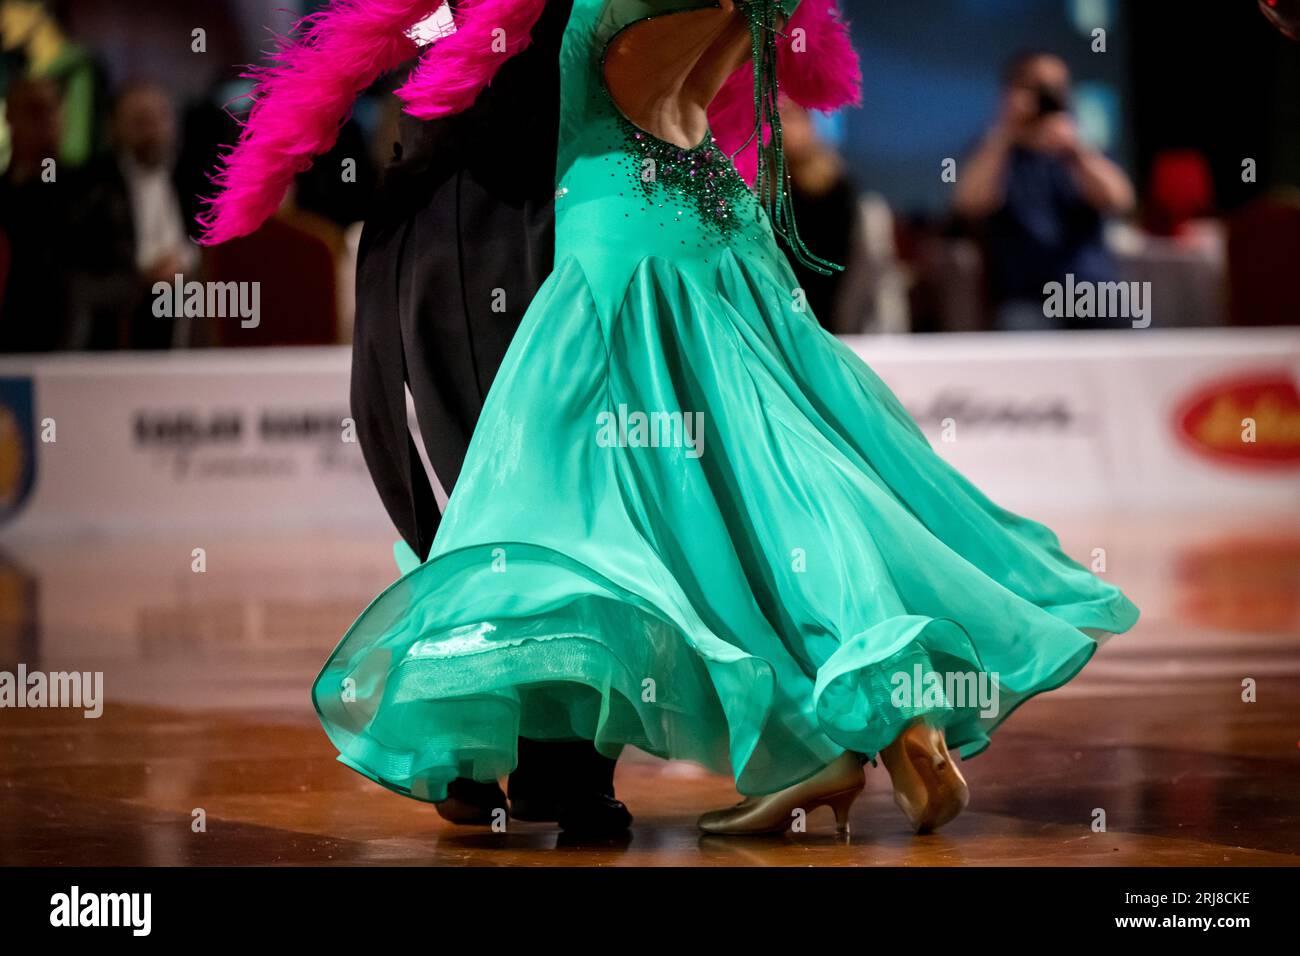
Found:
<box><xmin>823</xmin><ymin>788</ymin><xmax>859</xmax><ymax>834</ymax></box>
<box><xmin>880</xmin><ymin>721</ymin><xmax>970</xmax><ymax>834</ymax></box>
<box><xmin>697</xmin><ymin>752</ymin><xmax>865</xmax><ymax>835</ymax></box>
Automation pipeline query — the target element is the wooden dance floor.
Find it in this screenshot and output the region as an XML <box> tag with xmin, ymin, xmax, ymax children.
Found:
<box><xmin>2</xmin><ymin>511</ymin><xmax>1298</xmax><ymax>867</ymax></box>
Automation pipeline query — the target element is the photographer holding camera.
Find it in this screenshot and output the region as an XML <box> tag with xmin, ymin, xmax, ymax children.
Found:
<box><xmin>954</xmin><ymin>51</ymin><xmax>1135</xmax><ymax>331</ymax></box>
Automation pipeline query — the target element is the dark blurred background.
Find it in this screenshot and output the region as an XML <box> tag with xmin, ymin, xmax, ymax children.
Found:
<box><xmin>1</xmin><ymin>0</ymin><xmax>1297</xmax><ymax>350</ymax></box>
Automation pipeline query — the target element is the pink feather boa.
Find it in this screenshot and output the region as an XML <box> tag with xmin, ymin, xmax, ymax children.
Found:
<box><xmin>198</xmin><ymin>0</ymin><xmax>445</xmax><ymax>245</ymax></box>
<box><xmin>397</xmin><ymin>0</ymin><xmax>549</xmax><ymax>119</ymax></box>
<box><xmin>199</xmin><ymin>0</ymin><xmax>859</xmax><ymax>243</ymax></box>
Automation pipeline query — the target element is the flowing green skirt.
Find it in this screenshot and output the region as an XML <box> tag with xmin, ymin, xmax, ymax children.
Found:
<box><xmin>314</xmin><ymin>251</ymin><xmax>1139</xmax><ymax>801</ymax></box>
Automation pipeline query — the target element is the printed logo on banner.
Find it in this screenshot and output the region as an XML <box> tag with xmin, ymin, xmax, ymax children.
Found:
<box><xmin>0</xmin><ymin>378</ymin><xmax>37</xmax><ymax>524</ymax></box>
<box><xmin>1174</xmin><ymin>370</ymin><xmax>1300</xmax><ymax>469</ymax></box>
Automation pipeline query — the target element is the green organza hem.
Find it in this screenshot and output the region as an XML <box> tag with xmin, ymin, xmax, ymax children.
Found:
<box><xmin>314</xmin><ymin>541</ymin><xmax>1138</xmax><ymax>802</ymax></box>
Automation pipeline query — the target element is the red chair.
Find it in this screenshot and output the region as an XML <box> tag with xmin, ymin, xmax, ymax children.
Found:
<box><xmin>203</xmin><ymin>212</ymin><xmax>341</xmax><ymax>347</ymax></box>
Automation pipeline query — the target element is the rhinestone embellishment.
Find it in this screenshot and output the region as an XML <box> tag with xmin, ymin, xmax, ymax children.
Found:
<box><xmin>617</xmin><ymin>117</ymin><xmax>753</xmax><ymax>240</ymax></box>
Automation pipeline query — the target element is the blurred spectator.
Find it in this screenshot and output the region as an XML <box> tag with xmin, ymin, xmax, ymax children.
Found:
<box><xmin>70</xmin><ymin>80</ymin><xmax>197</xmax><ymax>349</ymax></box>
<box><xmin>0</xmin><ymin>76</ymin><xmax>75</xmax><ymax>351</ymax></box>
<box><xmin>1</xmin><ymin>0</ymin><xmax>107</xmax><ymax>168</ymax></box>
<box><xmin>954</xmin><ymin>52</ymin><xmax>1135</xmax><ymax>331</ymax></box>
<box><xmin>780</xmin><ymin>99</ymin><xmax>864</xmax><ymax>333</ymax></box>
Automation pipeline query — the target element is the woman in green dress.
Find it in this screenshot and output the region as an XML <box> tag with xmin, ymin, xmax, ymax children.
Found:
<box><xmin>202</xmin><ymin>0</ymin><xmax>1139</xmax><ymax>836</ymax></box>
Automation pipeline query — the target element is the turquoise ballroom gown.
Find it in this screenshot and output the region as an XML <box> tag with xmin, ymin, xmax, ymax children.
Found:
<box><xmin>313</xmin><ymin>0</ymin><xmax>1140</xmax><ymax>802</ymax></box>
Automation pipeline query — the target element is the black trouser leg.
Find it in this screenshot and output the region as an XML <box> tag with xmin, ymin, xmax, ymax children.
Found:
<box><xmin>508</xmin><ymin>738</ymin><xmax>630</xmax><ymax>832</ymax></box>
<box><xmin>509</xmin><ymin>738</ymin><xmax>617</xmax><ymax>803</ymax></box>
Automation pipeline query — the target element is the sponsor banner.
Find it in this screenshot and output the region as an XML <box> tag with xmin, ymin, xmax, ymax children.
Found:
<box><xmin>1172</xmin><ymin>370</ymin><xmax>1300</xmax><ymax>469</ymax></box>
<box><xmin>0</xmin><ymin>329</ymin><xmax>1296</xmax><ymax>537</ymax></box>
<box><xmin>851</xmin><ymin>329</ymin><xmax>1300</xmax><ymax>513</ymax></box>
<box><xmin>0</xmin><ymin>349</ymin><xmax>385</xmax><ymax>537</ymax></box>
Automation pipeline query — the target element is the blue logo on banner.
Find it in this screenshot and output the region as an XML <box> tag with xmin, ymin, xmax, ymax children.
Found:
<box><xmin>0</xmin><ymin>377</ymin><xmax>37</xmax><ymax>525</ymax></box>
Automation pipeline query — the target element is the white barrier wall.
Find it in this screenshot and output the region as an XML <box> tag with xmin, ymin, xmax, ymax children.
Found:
<box><xmin>0</xmin><ymin>328</ymin><xmax>1297</xmax><ymax>539</ymax></box>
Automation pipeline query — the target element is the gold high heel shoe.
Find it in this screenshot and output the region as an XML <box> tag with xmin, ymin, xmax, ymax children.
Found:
<box><xmin>697</xmin><ymin>752</ymin><xmax>865</xmax><ymax>835</ymax></box>
<box><xmin>879</xmin><ymin>721</ymin><xmax>969</xmax><ymax>833</ymax></box>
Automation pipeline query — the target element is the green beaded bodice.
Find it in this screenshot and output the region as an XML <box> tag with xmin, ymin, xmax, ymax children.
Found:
<box><xmin>553</xmin><ymin>0</ymin><xmax>833</xmax><ymax>315</ymax></box>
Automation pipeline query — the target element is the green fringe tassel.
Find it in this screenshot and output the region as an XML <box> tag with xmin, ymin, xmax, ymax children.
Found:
<box><xmin>737</xmin><ymin>0</ymin><xmax>844</xmax><ymax>276</ymax></box>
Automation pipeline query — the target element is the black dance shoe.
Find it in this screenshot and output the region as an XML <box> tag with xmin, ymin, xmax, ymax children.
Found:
<box><xmin>554</xmin><ymin>792</ymin><xmax>633</xmax><ymax>835</ymax></box>
<box><xmin>434</xmin><ymin>777</ymin><xmax>508</xmax><ymax>826</ymax></box>
<box><xmin>509</xmin><ymin>788</ymin><xmax>633</xmax><ymax>831</ymax></box>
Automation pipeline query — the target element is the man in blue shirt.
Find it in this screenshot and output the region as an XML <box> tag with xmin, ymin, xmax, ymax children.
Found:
<box><xmin>954</xmin><ymin>52</ymin><xmax>1135</xmax><ymax>330</ymax></box>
